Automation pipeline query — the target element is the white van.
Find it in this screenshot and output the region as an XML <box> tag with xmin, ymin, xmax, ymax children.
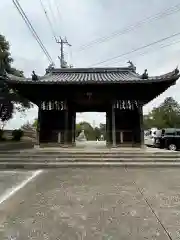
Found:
<box><xmin>144</xmin><ymin>128</ymin><xmax>158</xmax><ymax>146</ymax></box>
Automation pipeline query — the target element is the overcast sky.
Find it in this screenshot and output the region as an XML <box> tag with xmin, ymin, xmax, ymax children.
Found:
<box><xmin>1</xmin><ymin>0</ymin><xmax>180</xmax><ymax>128</ymax></box>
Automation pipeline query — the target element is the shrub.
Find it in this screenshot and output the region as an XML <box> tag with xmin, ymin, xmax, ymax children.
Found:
<box><xmin>12</xmin><ymin>129</ymin><xmax>24</xmax><ymax>141</ymax></box>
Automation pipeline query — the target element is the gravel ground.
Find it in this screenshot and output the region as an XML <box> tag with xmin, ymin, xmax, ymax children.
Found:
<box><xmin>0</xmin><ymin>168</ymin><xmax>180</xmax><ymax>239</ymax></box>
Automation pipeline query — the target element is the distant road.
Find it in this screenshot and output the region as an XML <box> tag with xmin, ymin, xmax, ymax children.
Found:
<box><xmin>76</xmin><ymin>140</ymin><xmax>106</xmax><ymax>149</ymax></box>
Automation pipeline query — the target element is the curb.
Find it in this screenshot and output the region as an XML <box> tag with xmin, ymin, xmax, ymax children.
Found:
<box><xmin>1</xmin><ymin>161</ymin><xmax>180</xmax><ymax>169</ymax></box>
<box><xmin>0</xmin><ymin>158</ymin><xmax>180</xmax><ymax>162</ymax></box>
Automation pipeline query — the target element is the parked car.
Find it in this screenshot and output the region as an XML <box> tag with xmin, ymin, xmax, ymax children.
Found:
<box><xmin>144</xmin><ymin>128</ymin><xmax>158</xmax><ymax>147</ymax></box>
<box><xmin>154</xmin><ymin>128</ymin><xmax>180</xmax><ymax>151</ymax></box>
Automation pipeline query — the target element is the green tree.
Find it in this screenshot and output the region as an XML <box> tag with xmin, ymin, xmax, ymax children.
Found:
<box><xmin>32</xmin><ymin>119</ymin><xmax>38</xmax><ymax>129</ymax></box>
<box><xmin>143</xmin><ymin>97</ymin><xmax>180</xmax><ymax>129</ymax></box>
<box><xmin>0</xmin><ymin>34</ymin><xmax>31</xmax><ymax>125</ymax></box>
<box><xmin>76</xmin><ymin>121</ymin><xmax>95</xmax><ymax>140</ymax></box>
<box><xmin>99</xmin><ymin>123</ymin><xmax>106</xmax><ymax>139</ymax></box>
<box><xmin>94</xmin><ymin>127</ymin><xmax>101</xmax><ymax>140</ymax></box>
<box><xmin>0</xmin><ymin>78</ymin><xmax>13</xmax><ymax>128</ymax></box>
<box><xmin>143</xmin><ymin>114</ymin><xmax>154</xmax><ymax>130</ymax></box>
<box><xmin>75</xmin><ymin>123</ymin><xmax>82</xmax><ymax>137</ymax></box>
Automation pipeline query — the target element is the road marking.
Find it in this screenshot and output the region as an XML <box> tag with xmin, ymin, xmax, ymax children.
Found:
<box><xmin>0</xmin><ymin>170</ymin><xmax>43</xmax><ymax>205</ymax></box>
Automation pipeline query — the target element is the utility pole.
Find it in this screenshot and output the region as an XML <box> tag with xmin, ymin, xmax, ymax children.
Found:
<box><xmin>56</xmin><ymin>37</ymin><xmax>71</xmax><ymax>68</ymax></box>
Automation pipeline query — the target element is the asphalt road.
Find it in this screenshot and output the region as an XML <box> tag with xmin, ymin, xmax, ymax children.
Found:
<box><xmin>0</xmin><ymin>168</ymin><xmax>180</xmax><ymax>239</ymax></box>
<box><xmin>0</xmin><ymin>171</ymin><xmax>37</xmax><ymax>203</ymax></box>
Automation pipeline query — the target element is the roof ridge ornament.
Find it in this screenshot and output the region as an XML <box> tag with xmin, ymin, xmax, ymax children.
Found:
<box><xmin>127</xmin><ymin>60</ymin><xmax>136</xmax><ymax>72</ymax></box>
<box><xmin>31</xmin><ymin>71</ymin><xmax>38</xmax><ymax>81</ymax></box>
<box><xmin>141</xmin><ymin>69</ymin><xmax>148</xmax><ymax>79</ymax></box>
<box><xmin>174</xmin><ymin>66</ymin><xmax>179</xmax><ymax>75</ymax></box>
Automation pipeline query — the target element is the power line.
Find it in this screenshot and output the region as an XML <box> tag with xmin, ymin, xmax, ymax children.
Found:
<box><xmin>76</xmin><ymin>3</ymin><xmax>180</xmax><ymax>52</ymax></box>
<box><xmin>46</xmin><ymin>0</ymin><xmax>59</xmax><ymax>35</ymax></box>
<box><xmin>89</xmin><ymin>30</ymin><xmax>180</xmax><ymax>67</ymax></box>
<box><xmin>53</xmin><ymin>0</ymin><xmax>65</xmax><ymax>36</ymax></box>
<box><xmin>103</xmin><ymin>40</ymin><xmax>180</xmax><ymax>67</ymax></box>
<box><xmin>53</xmin><ymin>0</ymin><xmax>62</xmax><ymax>22</ymax></box>
<box><xmin>79</xmin><ymin>3</ymin><xmax>180</xmax><ymax>51</ymax></box>
<box><xmin>47</xmin><ymin>0</ymin><xmax>71</xmax><ymax>65</ymax></box>
<box><xmin>39</xmin><ymin>0</ymin><xmax>71</xmax><ymax>67</ymax></box>
<box><xmin>13</xmin><ymin>0</ymin><xmax>53</xmax><ymax>63</ymax></box>
<box><xmin>39</xmin><ymin>0</ymin><xmax>57</xmax><ymax>42</ymax></box>
<box><xmin>12</xmin><ymin>0</ymin><xmax>54</xmax><ymax>64</ymax></box>
<box><xmin>105</xmin><ymin>38</ymin><xmax>180</xmax><ymax>67</ymax></box>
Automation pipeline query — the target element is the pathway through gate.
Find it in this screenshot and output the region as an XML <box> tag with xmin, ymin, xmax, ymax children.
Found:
<box><xmin>76</xmin><ymin>140</ymin><xmax>106</xmax><ymax>149</ymax></box>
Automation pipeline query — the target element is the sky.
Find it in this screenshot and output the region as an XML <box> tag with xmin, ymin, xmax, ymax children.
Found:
<box><xmin>1</xmin><ymin>0</ymin><xmax>180</xmax><ymax>128</ymax></box>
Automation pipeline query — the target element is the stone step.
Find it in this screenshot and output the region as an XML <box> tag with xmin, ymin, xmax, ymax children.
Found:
<box><xmin>0</xmin><ymin>151</ymin><xmax>180</xmax><ymax>155</ymax></box>
<box><xmin>1</xmin><ymin>150</ymin><xmax>180</xmax><ymax>154</ymax></box>
<box><xmin>0</xmin><ymin>157</ymin><xmax>180</xmax><ymax>162</ymax></box>
<box><xmin>0</xmin><ymin>154</ymin><xmax>179</xmax><ymax>159</ymax></box>
<box><xmin>0</xmin><ymin>161</ymin><xmax>180</xmax><ymax>169</ymax></box>
<box><xmin>29</xmin><ymin>152</ymin><xmax>180</xmax><ymax>155</ymax></box>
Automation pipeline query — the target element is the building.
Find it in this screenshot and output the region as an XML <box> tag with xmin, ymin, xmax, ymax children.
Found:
<box><xmin>3</xmin><ymin>64</ymin><xmax>180</xmax><ymax>148</ymax></box>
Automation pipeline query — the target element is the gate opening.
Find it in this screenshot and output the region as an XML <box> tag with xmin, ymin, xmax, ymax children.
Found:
<box><xmin>76</xmin><ymin>112</ymin><xmax>106</xmax><ymax>141</ymax></box>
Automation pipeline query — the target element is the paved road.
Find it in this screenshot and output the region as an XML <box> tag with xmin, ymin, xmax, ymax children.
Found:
<box><xmin>0</xmin><ymin>168</ymin><xmax>180</xmax><ymax>239</ymax></box>
<box><xmin>0</xmin><ymin>171</ymin><xmax>37</xmax><ymax>202</ymax></box>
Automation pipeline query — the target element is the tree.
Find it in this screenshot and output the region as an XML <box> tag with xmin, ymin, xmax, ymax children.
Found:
<box><xmin>0</xmin><ymin>34</ymin><xmax>31</xmax><ymax>125</ymax></box>
<box><xmin>76</xmin><ymin>122</ymin><xmax>107</xmax><ymax>140</ymax></box>
<box><xmin>143</xmin><ymin>114</ymin><xmax>154</xmax><ymax>130</ymax></box>
<box><xmin>143</xmin><ymin>97</ymin><xmax>180</xmax><ymax>129</ymax></box>
<box><xmin>32</xmin><ymin>119</ymin><xmax>38</xmax><ymax>129</ymax></box>
<box><xmin>99</xmin><ymin>123</ymin><xmax>106</xmax><ymax>139</ymax></box>
<box><xmin>0</xmin><ymin>77</ymin><xmax>13</xmax><ymax>128</ymax></box>
<box><xmin>0</xmin><ymin>35</ymin><xmax>12</xmax><ymax>74</ymax></box>
<box><xmin>76</xmin><ymin>121</ymin><xmax>95</xmax><ymax>140</ymax></box>
<box><xmin>94</xmin><ymin>127</ymin><xmax>101</xmax><ymax>140</ymax></box>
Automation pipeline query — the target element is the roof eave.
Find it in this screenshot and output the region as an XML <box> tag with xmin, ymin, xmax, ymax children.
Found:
<box><xmin>5</xmin><ymin>76</ymin><xmax>179</xmax><ymax>85</ymax></box>
<box><xmin>4</xmin><ymin>68</ymin><xmax>180</xmax><ymax>85</ymax></box>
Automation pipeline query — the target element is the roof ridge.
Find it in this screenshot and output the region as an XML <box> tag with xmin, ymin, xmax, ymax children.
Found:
<box><xmin>51</xmin><ymin>67</ymin><xmax>132</xmax><ymax>74</ymax></box>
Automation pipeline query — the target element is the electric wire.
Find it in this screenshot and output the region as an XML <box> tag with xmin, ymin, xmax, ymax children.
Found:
<box><xmin>104</xmin><ymin>38</ymin><xmax>180</xmax><ymax>67</ymax></box>
<box><xmin>13</xmin><ymin>0</ymin><xmax>53</xmax><ymax>63</ymax></box>
<box><xmin>46</xmin><ymin>0</ymin><xmax>59</xmax><ymax>36</ymax></box>
<box><xmin>89</xmin><ymin>30</ymin><xmax>180</xmax><ymax>67</ymax></box>
<box><xmin>12</xmin><ymin>0</ymin><xmax>54</xmax><ymax>64</ymax></box>
<box><xmin>53</xmin><ymin>0</ymin><xmax>64</xmax><ymax>36</ymax></box>
<box><xmin>39</xmin><ymin>0</ymin><xmax>57</xmax><ymax>42</ymax></box>
<box><xmin>76</xmin><ymin>3</ymin><xmax>180</xmax><ymax>52</ymax></box>
<box><xmin>53</xmin><ymin>0</ymin><xmax>62</xmax><ymax>22</ymax></box>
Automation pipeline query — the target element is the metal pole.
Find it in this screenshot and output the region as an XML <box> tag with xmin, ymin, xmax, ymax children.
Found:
<box><xmin>60</xmin><ymin>38</ymin><xmax>64</xmax><ymax>68</ymax></box>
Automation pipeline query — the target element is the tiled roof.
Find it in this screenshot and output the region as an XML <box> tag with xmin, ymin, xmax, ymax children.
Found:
<box><xmin>5</xmin><ymin>67</ymin><xmax>180</xmax><ymax>84</ymax></box>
